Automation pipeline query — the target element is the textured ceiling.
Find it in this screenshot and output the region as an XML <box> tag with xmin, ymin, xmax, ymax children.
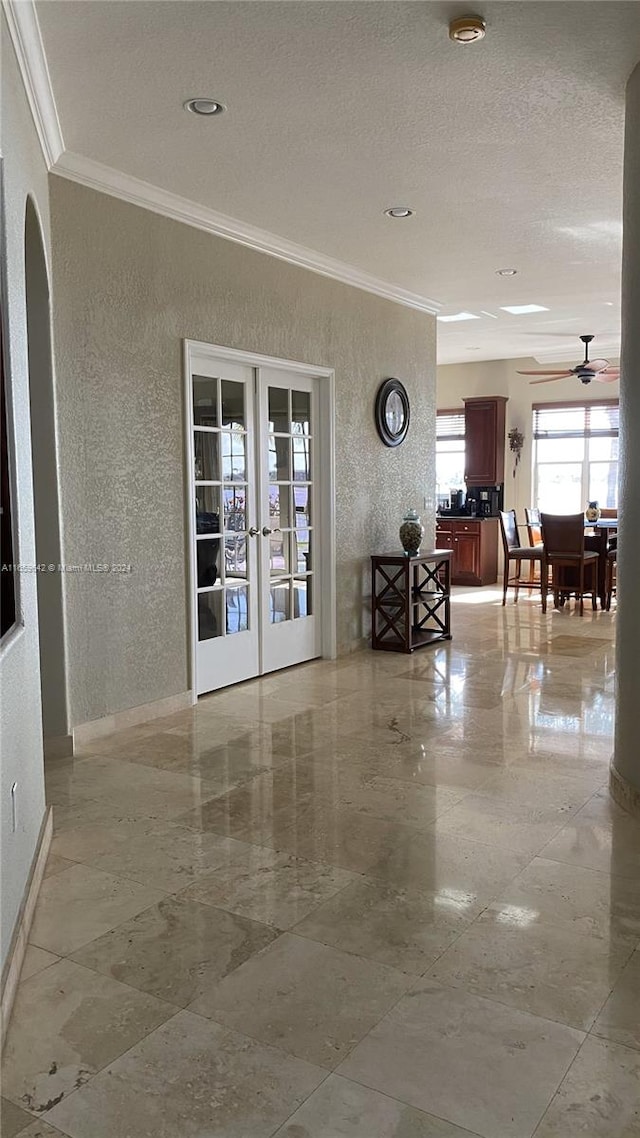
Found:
<box><xmin>35</xmin><ymin>0</ymin><xmax>640</xmax><ymax>363</ymax></box>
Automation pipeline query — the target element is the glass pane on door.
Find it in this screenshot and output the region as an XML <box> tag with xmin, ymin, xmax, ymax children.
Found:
<box><xmin>270</xmin><ymin>580</ymin><xmax>290</xmax><ymax>623</ymax></box>
<box><xmin>225</xmin><ymin>536</ymin><xmax>248</xmax><ymax>579</ymax></box>
<box><xmin>198</xmin><ymin>591</ymin><xmax>223</xmax><ymax>640</ymax></box>
<box><xmin>223</xmin><ymin>485</ymin><xmax>246</xmax><ymax>530</ymax></box>
<box><xmin>293</xmin><ymin>437</ymin><xmax>311</xmax><ymax>481</ymax></box>
<box><xmin>269</xmin><ymin>387</ymin><xmax>289</xmax><ymax>433</ymax></box>
<box><xmin>269</xmin><ymin>436</ymin><xmax>290</xmax><ymax>481</ymax></box>
<box><xmin>221</xmin><ymin>433</ymin><xmax>246</xmax><ymax>481</ymax></box>
<box><xmin>226</xmin><ymin>586</ymin><xmax>248</xmax><ymax>634</ymax></box>
<box><xmin>292</xmin><ymin>390</ymin><xmax>311</xmax><ymax>434</ymax></box>
<box><xmin>294</xmin><ymin>486</ymin><xmax>311</xmax><ymax>527</ymax></box>
<box><xmin>293</xmin><ymin>576</ymin><xmax>312</xmax><ymax>617</ymax></box>
<box><xmin>268</xmin><ymin>485</ymin><xmax>291</xmax><ymax>528</ymax></box>
<box><xmin>193</xmin><ymin>376</ymin><xmax>218</xmax><ymax>426</ymax></box>
<box><xmin>221</xmin><ymin>380</ymin><xmax>245</xmax><ymax>429</ymax></box>
<box><xmin>194</xmin><ymin>432</ymin><xmax>219</xmax><ymax>482</ymax></box>
<box><xmin>270</xmin><ymin>534</ymin><xmax>289</xmax><ymax>575</ymax></box>
<box><xmin>195</xmin><ymin>487</ymin><xmax>220</xmax><ymax>534</ymax></box>
<box><xmin>197</xmin><ymin>538</ymin><xmax>221</xmax><ymax>588</ymax></box>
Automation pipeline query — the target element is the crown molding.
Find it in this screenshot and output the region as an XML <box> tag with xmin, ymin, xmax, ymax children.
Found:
<box><xmin>51</xmin><ymin>151</ymin><xmax>440</xmax><ymax>314</ymax></box>
<box><xmin>3</xmin><ymin>0</ymin><xmax>64</xmax><ymax>166</ymax></box>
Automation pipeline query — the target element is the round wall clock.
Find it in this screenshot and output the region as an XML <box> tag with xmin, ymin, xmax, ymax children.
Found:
<box><xmin>375</xmin><ymin>378</ymin><xmax>410</xmax><ymax>447</ymax></box>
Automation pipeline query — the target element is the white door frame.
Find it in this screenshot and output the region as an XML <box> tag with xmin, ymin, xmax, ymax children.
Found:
<box><xmin>183</xmin><ymin>339</ymin><xmax>336</xmax><ymax>701</ymax></box>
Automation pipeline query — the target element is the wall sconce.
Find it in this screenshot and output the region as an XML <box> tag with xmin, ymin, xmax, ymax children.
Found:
<box><xmin>508</xmin><ymin>428</ymin><xmax>525</xmax><ymax>478</ymax></box>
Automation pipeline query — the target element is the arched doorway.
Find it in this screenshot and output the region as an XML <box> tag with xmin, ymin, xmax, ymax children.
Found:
<box><xmin>25</xmin><ymin>197</ymin><xmax>69</xmax><ymax>753</ymax></box>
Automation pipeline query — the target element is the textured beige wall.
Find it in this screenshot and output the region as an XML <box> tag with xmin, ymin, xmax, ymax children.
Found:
<box><xmin>0</xmin><ymin>20</ymin><xmax>48</xmax><ymax>968</ymax></box>
<box><xmin>49</xmin><ymin>177</ymin><xmax>436</xmax><ymax>727</ymax></box>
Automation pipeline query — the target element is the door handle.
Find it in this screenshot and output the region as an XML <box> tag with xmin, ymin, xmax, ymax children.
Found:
<box><xmin>248</xmin><ymin>526</ymin><xmax>260</xmax><ymax>537</ymax></box>
<box><xmin>262</xmin><ymin>526</ymin><xmax>282</xmax><ymax>536</ymax></box>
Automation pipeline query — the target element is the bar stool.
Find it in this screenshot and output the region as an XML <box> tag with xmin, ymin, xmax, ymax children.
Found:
<box><xmin>499</xmin><ymin>510</ymin><xmax>544</xmax><ymax>605</ymax></box>
<box><xmin>540</xmin><ymin>512</ymin><xmax>599</xmax><ymax>615</ymax></box>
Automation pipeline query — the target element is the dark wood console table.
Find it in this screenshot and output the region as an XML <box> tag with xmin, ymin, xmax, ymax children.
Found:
<box><xmin>371</xmin><ymin>550</ymin><xmax>452</xmax><ymax>653</ymax></box>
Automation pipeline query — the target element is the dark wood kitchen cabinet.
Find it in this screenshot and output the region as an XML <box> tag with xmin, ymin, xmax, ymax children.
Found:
<box><xmin>463</xmin><ymin>396</ymin><xmax>508</xmax><ymax>485</ymax></box>
<box><xmin>435</xmin><ymin>518</ymin><xmax>499</xmax><ymax>586</ymax></box>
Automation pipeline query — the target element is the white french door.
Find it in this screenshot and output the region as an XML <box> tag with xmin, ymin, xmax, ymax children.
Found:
<box><xmin>188</xmin><ymin>358</ymin><xmax>259</xmax><ymax>694</ymax></box>
<box><xmin>185</xmin><ymin>346</ymin><xmax>326</xmax><ymax>696</ymax></box>
<box><xmin>259</xmin><ymin>367</ymin><xmax>319</xmax><ymax>674</ymax></box>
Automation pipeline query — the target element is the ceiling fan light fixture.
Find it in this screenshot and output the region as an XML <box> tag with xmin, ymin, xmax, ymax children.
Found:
<box><xmin>448</xmin><ymin>15</ymin><xmax>486</xmax><ymax>43</ymax></box>
<box><xmin>517</xmin><ymin>334</ymin><xmax>619</xmax><ymax>386</ymax></box>
<box><xmin>184</xmin><ymin>98</ymin><xmax>226</xmax><ymax>116</ymax></box>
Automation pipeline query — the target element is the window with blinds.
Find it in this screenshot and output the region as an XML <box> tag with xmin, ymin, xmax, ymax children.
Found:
<box><xmin>533</xmin><ymin>402</ymin><xmax>619</xmax><ymax>440</ymax></box>
<box><xmin>436</xmin><ymin>410</ymin><xmax>465</xmax><ymax>441</ymax></box>
<box><xmin>436</xmin><ymin>410</ymin><xmax>465</xmax><ymax>495</ymax></box>
<box><xmin>532</xmin><ymin>400</ymin><xmax>619</xmax><ymax>513</ymax></box>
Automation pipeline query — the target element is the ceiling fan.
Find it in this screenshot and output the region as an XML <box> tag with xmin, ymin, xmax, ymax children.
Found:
<box><xmin>517</xmin><ymin>335</ymin><xmax>620</xmax><ymax>385</ymax></box>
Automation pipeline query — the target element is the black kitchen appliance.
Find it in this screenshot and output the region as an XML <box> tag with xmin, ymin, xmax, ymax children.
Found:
<box><xmin>451</xmin><ymin>488</ymin><xmax>465</xmax><ymax>513</ymax></box>
<box><xmin>465</xmin><ymin>485</ymin><xmax>503</xmax><ymax>517</ymax></box>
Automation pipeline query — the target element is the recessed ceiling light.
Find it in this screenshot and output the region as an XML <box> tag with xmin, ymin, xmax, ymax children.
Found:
<box><xmin>437</xmin><ymin>312</ymin><xmax>480</xmax><ymax>323</ymax></box>
<box><xmin>384</xmin><ymin>207</ymin><xmax>414</xmax><ymax>219</ymax></box>
<box><xmin>448</xmin><ymin>15</ymin><xmax>486</xmax><ymax>43</ymax></box>
<box><xmin>604</xmin><ymin>301</ymin><xmax>614</xmax><ymax>306</ymax></box>
<box><xmin>500</xmin><ymin>304</ymin><xmax>549</xmax><ymax>315</ymax></box>
<box><xmin>496</xmin><ymin>268</ymin><xmax>517</xmax><ymax>276</ymax></box>
<box><xmin>184</xmin><ymin>98</ymin><xmax>226</xmax><ymax>116</ymax></box>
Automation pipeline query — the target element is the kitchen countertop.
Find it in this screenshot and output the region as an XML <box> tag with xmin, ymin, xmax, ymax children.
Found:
<box><xmin>436</xmin><ymin>514</ymin><xmax>499</xmax><ymax>521</ymax></box>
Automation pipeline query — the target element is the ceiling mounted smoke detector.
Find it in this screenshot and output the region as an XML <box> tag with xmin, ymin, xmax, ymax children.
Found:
<box><xmin>448</xmin><ymin>15</ymin><xmax>486</xmax><ymax>43</ymax></box>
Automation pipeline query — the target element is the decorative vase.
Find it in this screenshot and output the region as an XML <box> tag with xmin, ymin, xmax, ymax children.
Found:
<box><xmin>399</xmin><ymin>508</ymin><xmax>424</xmax><ymax>556</ymax></box>
<box><xmin>585</xmin><ymin>501</ymin><xmax>601</xmax><ymax>523</ymax></box>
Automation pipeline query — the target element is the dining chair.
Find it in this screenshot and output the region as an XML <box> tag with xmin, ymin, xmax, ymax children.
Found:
<box><xmin>540</xmin><ymin>512</ymin><xmax>599</xmax><ymax>615</ymax></box>
<box><xmin>605</xmin><ymin>547</ymin><xmax>617</xmax><ymax>611</ymax></box>
<box><xmin>499</xmin><ymin>510</ymin><xmax>544</xmax><ymax>605</ymax></box>
<box><xmin>524</xmin><ymin>507</ymin><xmax>543</xmax><ymax>583</ymax></box>
<box><xmin>525</xmin><ymin>507</ymin><xmax>542</xmax><ymax>547</ymax></box>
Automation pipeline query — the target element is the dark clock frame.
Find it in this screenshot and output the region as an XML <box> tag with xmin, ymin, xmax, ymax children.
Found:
<box><xmin>374</xmin><ymin>378</ymin><xmax>410</xmax><ymax>447</ymax></box>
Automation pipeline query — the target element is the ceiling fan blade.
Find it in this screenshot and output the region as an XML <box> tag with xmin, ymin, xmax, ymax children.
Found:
<box><xmin>593</xmin><ymin>372</ymin><xmax>619</xmax><ymax>383</ymax></box>
<box><xmin>600</xmin><ymin>367</ymin><xmax>619</xmax><ymax>375</ymax></box>
<box><xmin>517</xmin><ymin>369</ymin><xmax>574</xmax><ymax>376</ymax></box>
<box><xmin>582</xmin><ymin>359</ymin><xmax>610</xmax><ymax>373</ymax></box>
<box><xmin>529</xmin><ymin>375</ymin><xmax>573</xmax><ymax>385</ymax></box>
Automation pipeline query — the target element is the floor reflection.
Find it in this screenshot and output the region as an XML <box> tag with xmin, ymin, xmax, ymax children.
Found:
<box><xmin>3</xmin><ymin>588</ymin><xmax>639</xmax><ymax>1138</ymax></box>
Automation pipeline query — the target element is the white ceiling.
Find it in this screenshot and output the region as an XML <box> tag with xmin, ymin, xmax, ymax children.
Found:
<box><xmin>31</xmin><ymin>0</ymin><xmax>640</xmax><ymax>363</ymax></box>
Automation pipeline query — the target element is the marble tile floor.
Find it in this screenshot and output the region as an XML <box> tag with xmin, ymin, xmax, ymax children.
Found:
<box><xmin>3</xmin><ymin>591</ymin><xmax>640</xmax><ymax>1138</ymax></box>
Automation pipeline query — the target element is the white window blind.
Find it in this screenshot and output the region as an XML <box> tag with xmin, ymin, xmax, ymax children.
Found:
<box><xmin>532</xmin><ymin>401</ymin><xmax>619</xmax><ymax>512</ymax></box>
<box><xmin>436</xmin><ymin>410</ymin><xmax>465</xmax><ymax>441</ymax></box>
<box><xmin>533</xmin><ymin>402</ymin><xmax>619</xmax><ymax>440</ymax></box>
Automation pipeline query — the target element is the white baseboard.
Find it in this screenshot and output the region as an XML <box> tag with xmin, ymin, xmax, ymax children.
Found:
<box><xmin>1</xmin><ymin>806</ymin><xmax>53</xmax><ymax>1047</ymax></box>
<box><xmin>72</xmin><ymin>689</ymin><xmax>194</xmax><ymax>749</ymax></box>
